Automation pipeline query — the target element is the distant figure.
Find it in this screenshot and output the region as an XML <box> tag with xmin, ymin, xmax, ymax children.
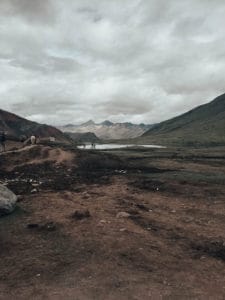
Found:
<box><xmin>91</xmin><ymin>143</ymin><xmax>96</xmax><ymax>149</ymax></box>
<box><xmin>0</xmin><ymin>131</ymin><xmax>6</xmax><ymax>152</ymax></box>
<box><xmin>30</xmin><ymin>135</ymin><xmax>36</xmax><ymax>145</ymax></box>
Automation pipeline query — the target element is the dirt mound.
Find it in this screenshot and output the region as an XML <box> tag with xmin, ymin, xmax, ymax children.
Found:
<box><xmin>0</xmin><ymin>145</ymin><xmax>124</xmax><ymax>195</ymax></box>
<box><xmin>0</xmin><ymin>145</ymin><xmax>76</xmax><ymax>172</ymax></box>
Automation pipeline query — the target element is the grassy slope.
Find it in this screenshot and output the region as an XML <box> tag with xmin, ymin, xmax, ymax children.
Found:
<box><xmin>139</xmin><ymin>93</ymin><xmax>225</xmax><ymax>146</ymax></box>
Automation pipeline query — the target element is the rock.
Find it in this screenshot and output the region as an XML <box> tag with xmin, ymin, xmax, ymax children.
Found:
<box><xmin>32</xmin><ymin>183</ymin><xmax>39</xmax><ymax>187</ymax></box>
<box><xmin>98</xmin><ymin>219</ymin><xmax>107</xmax><ymax>227</ymax></box>
<box><xmin>119</xmin><ymin>228</ymin><xmax>127</xmax><ymax>232</ymax></box>
<box><xmin>82</xmin><ymin>192</ymin><xmax>90</xmax><ymax>199</ymax></box>
<box><xmin>27</xmin><ymin>222</ymin><xmax>57</xmax><ymax>231</ymax></box>
<box><xmin>71</xmin><ymin>209</ymin><xmax>91</xmax><ymax>220</ymax></box>
<box><xmin>27</xmin><ymin>223</ymin><xmax>39</xmax><ymax>229</ymax></box>
<box><xmin>116</xmin><ymin>212</ymin><xmax>131</xmax><ymax>218</ymax></box>
<box><xmin>136</xmin><ymin>203</ymin><xmax>149</xmax><ymax>211</ymax></box>
<box><xmin>0</xmin><ymin>184</ymin><xmax>17</xmax><ymax>216</ymax></box>
<box><xmin>31</xmin><ymin>188</ymin><xmax>38</xmax><ymax>193</ymax></box>
<box><xmin>99</xmin><ymin>219</ymin><xmax>107</xmax><ymax>224</ymax></box>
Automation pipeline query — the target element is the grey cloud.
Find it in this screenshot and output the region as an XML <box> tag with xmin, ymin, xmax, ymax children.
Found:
<box><xmin>100</xmin><ymin>97</ymin><xmax>153</xmax><ymax>115</ymax></box>
<box><xmin>0</xmin><ymin>0</ymin><xmax>55</xmax><ymax>24</ymax></box>
<box><xmin>0</xmin><ymin>0</ymin><xmax>225</xmax><ymax>125</ymax></box>
<box><xmin>10</xmin><ymin>55</ymin><xmax>81</xmax><ymax>73</ymax></box>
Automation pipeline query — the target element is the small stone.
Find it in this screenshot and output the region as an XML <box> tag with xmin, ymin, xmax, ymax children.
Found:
<box><xmin>136</xmin><ymin>203</ymin><xmax>149</xmax><ymax>211</ymax></box>
<box><xmin>71</xmin><ymin>209</ymin><xmax>91</xmax><ymax>220</ymax></box>
<box><xmin>31</xmin><ymin>188</ymin><xmax>38</xmax><ymax>193</ymax></box>
<box><xmin>99</xmin><ymin>220</ymin><xmax>107</xmax><ymax>224</ymax></box>
<box><xmin>116</xmin><ymin>212</ymin><xmax>131</xmax><ymax>218</ymax></box>
<box><xmin>119</xmin><ymin>228</ymin><xmax>126</xmax><ymax>232</ymax></box>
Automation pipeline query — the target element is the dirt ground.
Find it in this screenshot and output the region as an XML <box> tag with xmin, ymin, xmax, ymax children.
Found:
<box><xmin>0</xmin><ymin>145</ymin><xmax>225</xmax><ymax>299</ymax></box>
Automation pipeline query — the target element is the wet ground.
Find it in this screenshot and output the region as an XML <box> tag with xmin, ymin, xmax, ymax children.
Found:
<box><xmin>0</xmin><ymin>145</ymin><xmax>225</xmax><ymax>299</ymax></box>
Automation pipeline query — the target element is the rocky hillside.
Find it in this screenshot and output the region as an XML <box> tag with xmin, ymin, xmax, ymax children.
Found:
<box><xmin>59</xmin><ymin>120</ymin><xmax>152</xmax><ymax>140</ymax></box>
<box><xmin>141</xmin><ymin>93</ymin><xmax>225</xmax><ymax>146</ymax></box>
<box><xmin>0</xmin><ymin>109</ymin><xmax>70</xmax><ymax>143</ymax></box>
<box><xmin>65</xmin><ymin>132</ymin><xmax>100</xmax><ymax>143</ymax></box>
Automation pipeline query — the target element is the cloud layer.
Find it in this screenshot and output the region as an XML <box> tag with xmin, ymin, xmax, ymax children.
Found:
<box><xmin>0</xmin><ymin>0</ymin><xmax>224</xmax><ymax>125</ymax></box>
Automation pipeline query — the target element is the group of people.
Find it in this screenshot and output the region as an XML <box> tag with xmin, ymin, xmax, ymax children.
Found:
<box><xmin>0</xmin><ymin>131</ymin><xmax>37</xmax><ymax>153</ymax></box>
<box><xmin>81</xmin><ymin>143</ymin><xmax>96</xmax><ymax>149</ymax></box>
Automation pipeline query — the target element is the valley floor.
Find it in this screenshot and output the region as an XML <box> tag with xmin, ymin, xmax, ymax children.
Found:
<box><xmin>0</xmin><ymin>145</ymin><xmax>225</xmax><ymax>299</ymax></box>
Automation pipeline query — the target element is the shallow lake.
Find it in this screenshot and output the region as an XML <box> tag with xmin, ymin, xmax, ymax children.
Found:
<box><xmin>77</xmin><ymin>144</ymin><xmax>165</xmax><ymax>150</ymax></box>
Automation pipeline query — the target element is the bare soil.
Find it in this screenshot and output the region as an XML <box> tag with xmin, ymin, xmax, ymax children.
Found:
<box><xmin>0</xmin><ymin>145</ymin><xmax>225</xmax><ymax>299</ymax></box>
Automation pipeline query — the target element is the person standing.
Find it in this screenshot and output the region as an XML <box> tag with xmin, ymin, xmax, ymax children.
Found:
<box><xmin>0</xmin><ymin>131</ymin><xmax>6</xmax><ymax>152</ymax></box>
<box><xmin>30</xmin><ymin>135</ymin><xmax>36</xmax><ymax>145</ymax></box>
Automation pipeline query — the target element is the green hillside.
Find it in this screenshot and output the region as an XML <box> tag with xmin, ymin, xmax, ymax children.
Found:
<box><xmin>140</xmin><ymin>93</ymin><xmax>225</xmax><ymax>147</ymax></box>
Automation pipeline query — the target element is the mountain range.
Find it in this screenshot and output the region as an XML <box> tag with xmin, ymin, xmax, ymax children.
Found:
<box><xmin>140</xmin><ymin>93</ymin><xmax>225</xmax><ymax>146</ymax></box>
<box><xmin>1</xmin><ymin>92</ymin><xmax>224</xmax><ymax>147</ymax></box>
<box><xmin>64</xmin><ymin>132</ymin><xmax>100</xmax><ymax>143</ymax></box>
<box><xmin>0</xmin><ymin>109</ymin><xmax>69</xmax><ymax>143</ymax></box>
<box><xmin>58</xmin><ymin>121</ymin><xmax>152</xmax><ymax>140</ymax></box>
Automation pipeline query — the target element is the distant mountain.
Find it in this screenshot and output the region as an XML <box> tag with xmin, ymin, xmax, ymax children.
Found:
<box><xmin>101</xmin><ymin>120</ymin><xmax>113</xmax><ymax>126</ymax></box>
<box><xmin>141</xmin><ymin>93</ymin><xmax>225</xmax><ymax>146</ymax></box>
<box><xmin>81</xmin><ymin>120</ymin><xmax>95</xmax><ymax>126</ymax></box>
<box><xmin>58</xmin><ymin>120</ymin><xmax>152</xmax><ymax>140</ymax></box>
<box><xmin>65</xmin><ymin>132</ymin><xmax>100</xmax><ymax>143</ymax></box>
<box><xmin>0</xmin><ymin>109</ymin><xmax>70</xmax><ymax>143</ymax></box>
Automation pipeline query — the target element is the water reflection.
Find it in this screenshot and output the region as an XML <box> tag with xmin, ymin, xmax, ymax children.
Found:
<box><xmin>77</xmin><ymin>144</ymin><xmax>165</xmax><ymax>150</ymax></box>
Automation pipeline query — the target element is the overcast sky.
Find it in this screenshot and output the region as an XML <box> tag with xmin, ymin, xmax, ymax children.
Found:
<box><xmin>0</xmin><ymin>0</ymin><xmax>224</xmax><ymax>125</ymax></box>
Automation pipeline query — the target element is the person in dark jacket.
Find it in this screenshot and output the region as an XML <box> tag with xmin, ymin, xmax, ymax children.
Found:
<box><xmin>0</xmin><ymin>131</ymin><xmax>6</xmax><ymax>152</ymax></box>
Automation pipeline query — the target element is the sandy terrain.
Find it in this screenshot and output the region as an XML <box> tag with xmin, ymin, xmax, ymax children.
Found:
<box><xmin>0</xmin><ymin>145</ymin><xmax>225</xmax><ymax>299</ymax></box>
